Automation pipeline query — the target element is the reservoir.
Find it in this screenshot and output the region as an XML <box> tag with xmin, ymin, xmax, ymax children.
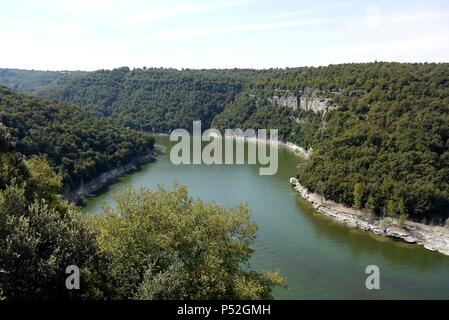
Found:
<box><xmin>82</xmin><ymin>136</ymin><xmax>449</xmax><ymax>299</ymax></box>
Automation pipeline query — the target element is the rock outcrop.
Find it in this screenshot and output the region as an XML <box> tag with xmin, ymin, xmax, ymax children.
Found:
<box><xmin>290</xmin><ymin>178</ymin><xmax>449</xmax><ymax>256</ymax></box>
<box><xmin>299</xmin><ymin>95</ymin><xmax>333</xmax><ymax>113</ymax></box>
<box><xmin>270</xmin><ymin>95</ymin><xmax>299</xmax><ymax>110</ymax></box>
<box><xmin>269</xmin><ymin>88</ymin><xmax>339</xmax><ymax>114</ymax></box>
<box><xmin>283</xmin><ymin>141</ymin><xmax>311</xmax><ymax>158</ymax></box>
<box><xmin>65</xmin><ymin>152</ymin><xmax>157</xmax><ymax>203</ymax></box>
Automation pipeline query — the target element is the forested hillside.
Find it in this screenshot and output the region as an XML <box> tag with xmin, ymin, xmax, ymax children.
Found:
<box><xmin>0</xmin><ymin>86</ymin><xmax>154</xmax><ymax>189</ymax></box>
<box><xmin>294</xmin><ymin>63</ymin><xmax>449</xmax><ymax>222</ymax></box>
<box><xmin>2</xmin><ymin>63</ymin><xmax>449</xmax><ymax>221</ymax></box>
<box><xmin>35</xmin><ymin>67</ymin><xmax>251</xmax><ymax>132</ymax></box>
<box><xmin>0</xmin><ymin>68</ymin><xmax>84</xmax><ymax>94</ymax></box>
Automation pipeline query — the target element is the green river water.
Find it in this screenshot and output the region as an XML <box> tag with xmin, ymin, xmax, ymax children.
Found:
<box><xmin>82</xmin><ymin>136</ymin><xmax>449</xmax><ymax>299</ymax></box>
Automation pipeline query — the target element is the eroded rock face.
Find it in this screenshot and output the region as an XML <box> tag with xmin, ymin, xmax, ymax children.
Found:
<box><xmin>271</xmin><ymin>95</ymin><xmax>299</xmax><ymax>110</ymax></box>
<box><xmin>290</xmin><ymin>177</ymin><xmax>299</xmax><ymax>185</ymax></box>
<box><xmin>384</xmin><ymin>227</ymin><xmax>418</xmax><ymax>243</ymax></box>
<box><xmin>424</xmin><ymin>244</ymin><xmax>438</xmax><ymax>252</ymax></box>
<box><xmin>403</xmin><ymin>236</ymin><xmax>418</xmax><ymax>244</ymax></box>
<box><xmin>65</xmin><ymin>152</ymin><xmax>157</xmax><ymax>203</ymax></box>
<box><xmin>299</xmin><ymin>96</ymin><xmax>333</xmax><ymax>113</ymax></box>
<box><xmin>291</xmin><ymin>179</ymin><xmax>449</xmax><ymax>256</ymax></box>
<box><xmin>386</xmin><ymin>226</ymin><xmax>410</xmax><ymax>238</ymax></box>
<box><xmin>269</xmin><ymin>88</ymin><xmax>338</xmax><ymax>114</ymax></box>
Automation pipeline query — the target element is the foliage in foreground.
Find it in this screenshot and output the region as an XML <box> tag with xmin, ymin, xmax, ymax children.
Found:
<box><xmin>0</xmin><ymin>127</ymin><xmax>283</xmax><ymax>299</ymax></box>
<box><xmin>91</xmin><ymin>185</ymin><xmax>284</xmax><ymax>300</ymax></box>
<box><xmin>0</xmin><ymin>127</ymin><xmax>101</xmax><ymax>299</ymax></box>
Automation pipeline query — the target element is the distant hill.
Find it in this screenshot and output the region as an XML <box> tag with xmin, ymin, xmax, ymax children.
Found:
<box><xmin>12</xmin><ymin>67</ymin><xmax>250</xmax><ymax>133</ymax></box>
<box><xmin>0</xmin><ymin>68</ymin><xmax>86</xmax><ymax>94</ymax></box>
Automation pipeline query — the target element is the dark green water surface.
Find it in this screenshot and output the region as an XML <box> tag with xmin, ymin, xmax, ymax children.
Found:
<box><xmin>82</xmin><ymin>136</ymin><xmax>449</xmax><ymax>299</ymax></box>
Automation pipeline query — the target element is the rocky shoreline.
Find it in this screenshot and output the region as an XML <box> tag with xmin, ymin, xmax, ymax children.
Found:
<box><xmin>290</xmin><ymin>178</ymin><xmax>449</xmax><ymax>256</ymax></box>
<box><xmin>65</xmin><ymin>151</ymin><xmax>158</xmax><ymax>203</ymax></box>
<box><xmin>280</xmin><ymin>141</ymin><xmax>310</xmax><ymax>158</ymax></box>
<box><xmin>205</xmin><ymin>132</ymin><xmax>311</xmax><ymax>158</ymax></box>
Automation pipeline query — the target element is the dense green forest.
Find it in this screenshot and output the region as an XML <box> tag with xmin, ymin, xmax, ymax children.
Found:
<box><xmin>0</xmin><ymin>86</ymin><xmax>154</xmax><ymax>189</ymax></box>
<box><xmin>0</xmin><ymin>68</ymin><xmax>84</xmax><ymax>94</ymax></box>
<box><xmin>294</xmin><ymin>63</ymin><xmax>449</xmax><ymax>222</ymax></box>
<box><xmin>30</xmin><ymin>67</ymin><xmax>249</xmax><ymax>132</ymax></box>
<box><xmin>1</xmin><ymin>63</ymin><xmax>449</xmax><ymax>221</ymax></box>
<box><xmin>0</xmin><ymin>127</ymin><xmax>282</xmax><ymax>299</ymax></box>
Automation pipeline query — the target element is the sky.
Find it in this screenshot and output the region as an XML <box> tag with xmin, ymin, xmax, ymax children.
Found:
<box><xmin>1</xmin><ymin>0</ymin><xmax>449</xmax><ymax>70</ymax></box>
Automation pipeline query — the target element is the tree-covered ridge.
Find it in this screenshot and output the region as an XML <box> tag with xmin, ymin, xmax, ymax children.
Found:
<box><xmin>2</xmin><ymin>63</ymin><xmax>449</xmax><ymax>220</ymax></box>
<box><xmin>37</xmin><ymin>67</ymin><xmax>248</xmax><ymax>132</ymax></box>
<box><xmin>0</xmin><ymin>86</ymin><xmax>154</xmax><ymax>188</ymax></box>
<box><xmin>0</xmin><ymin>68</ymin><xmax>85</xmax><ymax>95</ymax></box>
<box><xmin>295</xmin><ymin>63</ymin><xmax>449</xmax><ymax>222</ymax></box>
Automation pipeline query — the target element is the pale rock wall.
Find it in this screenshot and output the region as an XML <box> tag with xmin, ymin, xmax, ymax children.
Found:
<box><xmin>269</xmin><ymin>88</ymin><xmax>338</xmax><ymax>113</ymax></box>
<box><xmin>270</xmin><ymin>95</ymin><xmax>299</xmax><ymax>110</ymax></box>
<box><xmin>299</xmin><ymin>95</ymin><xmax>333</xmax><ymax>113</ymax></box>
<box><xmin>64</xmin><ymin>152</ymin><xmax>157</xmax><ymax>203</ymax></box>
<box><xmin>290</xmin><ymin>178</ymin><xmax>449</xmax><ymax>256</ymax></box>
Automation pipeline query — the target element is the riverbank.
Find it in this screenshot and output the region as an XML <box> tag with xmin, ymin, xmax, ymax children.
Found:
<box><xmin>205</xmin><ymin>131</ymin><xmax>311</xmax><ymax>158</ymax></box>
<box><xmin>82</xmin><ymin>134</ymin><xmax>449</xmax><ymax>299</ymax></box>
<box><xmin>290</xmin><ymin>178</ymin><xmax>449</xmax><ymax>256</ymax></box>
<box><xmin>280</xmin><ymin>141</ymin><xmax>310</xmax><ymax>158</ymax></box>
<box><xmin>65</xmin><ymin>149</ymin><xmax>160</xmax><ymax>203</ymax></box>
<box><xmin>160</xmin><ymin>130</ymin><xmax>311</xmax><ymax>158</ymax></box>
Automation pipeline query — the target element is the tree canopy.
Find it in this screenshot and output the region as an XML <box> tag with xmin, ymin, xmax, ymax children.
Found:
<box><xmin>91</xmin><ymin>185</ymin><xmax>284</xmax><ymax>300</ymax></box>
<box><xmin>0</xmin><ymin>86</ymin><xmax>154</xmax><ymax>188</ymax></box>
